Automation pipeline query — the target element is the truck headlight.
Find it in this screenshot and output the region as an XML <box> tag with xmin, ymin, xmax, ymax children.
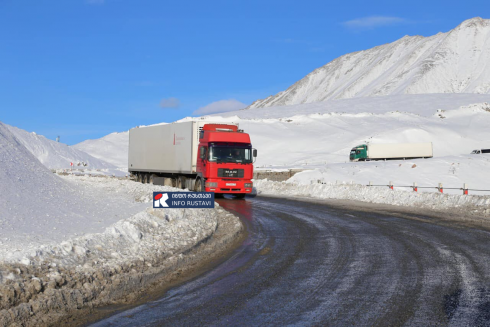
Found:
<box><xmin>244</xmin><ymin>183</ymin><xmax>252</xmax><ymax>188</ymax></box>
<box><xmin>205</xmin><ymin>182</ymin><xmax>218</xmax><ymax>187</ymax></box>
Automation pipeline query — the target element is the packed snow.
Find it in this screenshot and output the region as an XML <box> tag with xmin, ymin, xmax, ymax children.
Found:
<box><xmin>73</xmin><ymin>131</ymin><xmax>129</xmax><ymax>169</ymax></box>
<box><xmin>6</xmin><ymin>123</ymin><xmax>115</xmax><ymax>170</ymax></box>
<box><xmin>250</xmin><ymin>17</ymin><xmax>490</xmax><ymax>108</ymax></box>
<box><xmin>253</xmin><ymin>179</ymin><xmax>490</xmax><ymax>216</ymax></box>
<box><xmin>0</xmin><ymin>123</ymin><xmax>232</xmax><ymax>268</ymax></box>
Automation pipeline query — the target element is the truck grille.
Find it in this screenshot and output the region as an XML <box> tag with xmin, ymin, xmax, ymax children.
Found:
<box><xmin>218</xmin><ymin>168</ymin><xmax>244</xmax><ymax>178</ymax></box>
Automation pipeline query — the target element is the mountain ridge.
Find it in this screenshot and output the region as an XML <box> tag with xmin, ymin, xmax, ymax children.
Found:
<box><xmin>249</xmin><ymin>17</ymin><xmax>490</xmax><ymax>108</ymax></box>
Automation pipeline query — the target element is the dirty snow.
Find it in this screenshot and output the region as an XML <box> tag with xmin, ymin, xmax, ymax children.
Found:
<box><xmin>254</xmin><ymin>179</ymin><xmax>490</xmax><ymax>216</ymax></box>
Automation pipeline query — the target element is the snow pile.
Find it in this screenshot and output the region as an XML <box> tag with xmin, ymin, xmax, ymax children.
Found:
<box><xmin>0</xmin><ymin>174</ymin><xmax>242</xmax><ymax>326</ymax></box>
<box><xmin>0</xmin><ymin>121</ymin><xmax>243</xmax><ymax>324</ymax></box>
<box><xmin>0</xmin><ymin>122</ymin><xmax>152</xmax><ymax>261</ymax></box>
<box><xmin>73</xmin><ymin>131</ymin><xmax>129</xmax><ymax>169</ymax></box>
<box><xmin>0</xmin><ymin>123</ymin><xmax>233</xmax><ymax>266</ymax></box>
<box><xmin>254</xmin><ymin>179</ymin><xmax>490</xmax><ymax>215</ymax></box>
<box><xmin>249</xmin><ymin>17</ymin><xmax>490</xmax><ymax>108</ymax></box>
<box><xmin>0</xmin><ymin>122</ymin><xmax>92</xmax><ymax>255</ymax></box>
<box><xmin>6</xmin><ymin>124</ymin><xmax>115</xmax><ymax>170</ymax></box>
<box><xmin>6</xmin><ymin>176</ymin><xmax>220</xmax><ymax>269</ymax></box>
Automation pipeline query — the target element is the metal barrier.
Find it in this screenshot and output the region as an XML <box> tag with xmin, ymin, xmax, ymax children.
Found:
<box><xmin>366</xmin><ymin>181</ymin><xmax>490</xmax><ymax>195</ymax></box>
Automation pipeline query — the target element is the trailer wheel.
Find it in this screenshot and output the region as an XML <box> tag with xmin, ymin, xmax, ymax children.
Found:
<box><xmin>142</xmin><ymin>174</ymin><xmax>148</xmax><ymax>184</ymax></box>
<box><xmin>176</xmin><ymin>176</ymin><xmax>184</xmax><ymax>189</ymax></box>
<box><xmin>149</xmin><ymin>174</ymin><xmax>154</xmax><ymax>184</ymax></box>
<box><xmin>194</xmin><ymin>178</ymin><xmax>203</xmax><ymax>192</ymax></box>
<box><xmin>137</xmin><ymin>173</ymin><xmax>142</xmax><ymax>183</ymax></box>
<box><xmin>180</xmin><ymin>176</ymin><xmax>187</xmax><ymax>189</ymax></box>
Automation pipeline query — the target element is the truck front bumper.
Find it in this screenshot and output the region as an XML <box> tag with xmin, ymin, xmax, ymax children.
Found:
<box><xmin>205</xmin><ymin>179</ymin><xmax>253</xmax><ymax>194</ymax></box>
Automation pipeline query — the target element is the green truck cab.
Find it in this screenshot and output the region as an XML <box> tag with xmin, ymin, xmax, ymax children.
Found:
<box><xmin>349</xmin><ymin>144</ymin><xmax>368</xmax><ymax>161</ymax></box>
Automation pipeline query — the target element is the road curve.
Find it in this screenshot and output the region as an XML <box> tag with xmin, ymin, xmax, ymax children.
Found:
<box><xmin>93</xmin><ymin>196</ymin><xmax>490</xmax><ymax>326</ymax></box>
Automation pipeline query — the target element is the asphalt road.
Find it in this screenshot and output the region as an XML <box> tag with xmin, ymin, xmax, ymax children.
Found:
<box><xmin>93</xmin><ymin>196</ymin><xmax>490</xmax><ymax>326</ymax></box>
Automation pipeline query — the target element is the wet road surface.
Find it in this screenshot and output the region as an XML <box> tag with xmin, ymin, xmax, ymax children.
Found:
<box><xmin>93</xmin><ymin>196</ymin><xmax>490</xmax><ymax>326</ymax></box>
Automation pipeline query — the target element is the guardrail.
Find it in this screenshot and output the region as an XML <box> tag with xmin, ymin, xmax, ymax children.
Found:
<box><xmin>313</xmin><ymin>180</ymin><xmax>490</xmax><ymax>195</ymax></box>
<box><xmin>366</xmin><ymin>181</ymin><xmax>490</xmax><ymax>195</ymax></box>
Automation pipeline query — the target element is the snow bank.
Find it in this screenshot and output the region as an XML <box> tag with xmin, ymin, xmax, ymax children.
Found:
<box><xmin>0</xmin><ymin>123</ymin><xmax>151</xmax><ymax>261</ymax></box>
<box><xmin>0</xmin><ymin>194</ymin><xmax>242</xmax><ymax>326</ymax></box>
<box><xmin>254</xmin><ymin>179</ymin><xmax>490</xmax><ymax>216</ymax></box>
<box><xmin>0</xmin><ymin>123</ymin><xmax>243</xmax><ymax>325</ymax></box>
<box><xmin>6</xmin><ymin>124</ymin><xmax>115</xmax><ymax>170</ymax></box>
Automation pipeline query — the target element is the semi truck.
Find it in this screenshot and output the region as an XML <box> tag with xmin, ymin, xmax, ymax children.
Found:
<box><xmin>349</xmin><ymin>142</ymin><xmax>433</xmax><ymax>161</ymax></box>
<box><xmin>471</xmin><ymin>149</ymin><xmax>490</xmax><ymax>154</ymax></box>
<box><xmin>128</xmin><ymin>121</ymin><xmax>257</xmax><ymax>198</ymax></box>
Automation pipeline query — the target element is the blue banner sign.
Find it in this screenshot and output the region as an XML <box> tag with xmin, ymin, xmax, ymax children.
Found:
<box><xmin>153</xmin><ymin>192</ymin><xmax>215</xmax><ymax>209</ymax></box>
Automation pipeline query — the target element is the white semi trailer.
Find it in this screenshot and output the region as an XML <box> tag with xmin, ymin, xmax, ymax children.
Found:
<box><xmin>349</xmin><ymin>142</ymin><xmax>433</xmax><ymax>161</ymax></box>
<box><xmin>128</xmin><ymin>121</ymin><xmax>256</xmax><ymax>196</ymax></box>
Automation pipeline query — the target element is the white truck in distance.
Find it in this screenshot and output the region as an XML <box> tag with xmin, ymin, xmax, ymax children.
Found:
<box><xmin>350</xmin><ymin>143</ymin><xmax>433</xmax><ymax>161</ymax></box>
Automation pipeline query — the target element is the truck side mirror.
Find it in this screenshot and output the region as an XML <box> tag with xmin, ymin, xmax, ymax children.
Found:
<box><xmin>200</xmin><ymin>147</ymin><xmax>206</xmax><ymax>159</ymax></box>
<box><xmin>253</xmin><ymin>149</ymin><xmax>257</xmax><ymax>157</ymax></box>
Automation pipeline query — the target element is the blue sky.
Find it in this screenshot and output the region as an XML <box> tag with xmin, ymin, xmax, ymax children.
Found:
<box><xmin>1</xmin><ymin>0</ymin><xmax>488</xmax><ymax>145</ymax></box>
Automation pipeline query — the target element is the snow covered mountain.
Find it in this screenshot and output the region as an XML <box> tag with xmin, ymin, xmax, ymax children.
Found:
<box><xmin>249</xmin><ymin>17</ymin><xmax>490</xmax><ymax>108</ymax></box>
<box><xmin>6</xmin><ymin>124</ymin><xmax>115</xmax><ymax>170</ymax></box>
<box><xmin>72</xmin><ymin>131</ymin><xmax>129</xmax><ymax>169</ymax></box>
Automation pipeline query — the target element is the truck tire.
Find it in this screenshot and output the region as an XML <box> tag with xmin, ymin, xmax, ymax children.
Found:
<box><xmin>194</xmin><ymin>178</ymin><xmax>203</xmax><ymax>192</ymax></box>
<box><xmin>149</xmin><ymin>174</ymin><xmax>155</xmax><ymax>184</ymax></box>
<box><xmin>137</xmin><ymin>173</ymin><xmax>142</xmax><ymax>183</ymax></box>
<box><xmin>180</xmin><ymin>176</ymin><xmax>187</xmax><ymax>189</ymax></box>
<box><xmin>176</xmin><ymin>176</ymin><xmax>185</xmax><ymax>189</ymax></box>
<box><xmin>142</xmin><ymin>174</ymin><xmax>148</xmax><ymax>184</ymax></box>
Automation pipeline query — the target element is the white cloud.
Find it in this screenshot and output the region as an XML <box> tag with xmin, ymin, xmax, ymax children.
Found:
<box><xmin>160</xmin><ymin>97</ymin><xmax>180</xmax><ymax>109</ymax></box>
<box><xmin>193</xmin><ymin>99</ymin><xmax>248</xmax><ymax>116</ymax></box>
<box><xmin>343</xmin><ymin>16</ymin><xmax>406</xmax><ymax>29</ymax></box>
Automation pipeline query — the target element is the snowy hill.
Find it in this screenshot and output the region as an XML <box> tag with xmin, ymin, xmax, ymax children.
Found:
<box><xmin>82</xmin><ymin>94</ymin><xmax>490</xmax><ymax>165</ymax></box>
<box><xmin>6</xmin><ymin>124</ymin><xmax>115</xmax><ymax>170</ymax></box>
<box><xmin>72</xmin><ymin>131</ymin><xmax>129</xmax><ymax>169</ymax></box>
<box><xmin>68</xmin><ymin>93</ymin><xmax>490</xmax><ymax>193</ymax></box>
<box><xmin>250</xmin><ymin>17</ymin><xmax>490</xmax><ymax>108</ymax></box>
<box><xmin>0</xmin><ymin>121</ymin><xmax>95</xmax><ymax>259</ymax></box>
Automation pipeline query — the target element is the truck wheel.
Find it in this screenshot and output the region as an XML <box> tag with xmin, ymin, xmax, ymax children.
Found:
<box><xmin>137</xmin><ymin>173</ymin><xmax>142</xmax><ymax>183</ymax></box>
<box><xmin>149</xmin><ymin>174</ymin><xmax>154</xmax><ymax>184</ymax></box>
<box><xmin>180</xmin><ymin>176</ymin><xmax>187</xmax><ymax>189</ymax></box>
<box><xmin>176</xmin><ymin>177</ymin><xmax>183</xmax><ymax>189</ymax></box>
<box><xmin>194</xmin><ymin>178</ymin><xmax>203</xmax><ymax>192</ymax></box>
<box><xmin>234</xmin><ymin>194</ymin><xmax>246</xmax><ymax>199</ymax></box>
<box><xmin>142</xmin><ymin>174</ymin><xmax>148</xmax><ymax>184</ymax></box>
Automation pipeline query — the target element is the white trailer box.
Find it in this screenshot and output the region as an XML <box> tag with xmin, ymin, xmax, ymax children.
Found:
<box><xmin>128</xmin><ymin>121</ymin><xmax>238</xmax><ymax>174</ymax></box>
<box><xmin>368</xmin><ymin>143</ymin><xmax>433</xmax><ymax>160</ymax></box>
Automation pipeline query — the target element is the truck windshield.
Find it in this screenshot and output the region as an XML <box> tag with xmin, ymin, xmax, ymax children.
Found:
<box><xmin>208</xmin><ymin>145</ymin><xmax>253</xmax><ymax>163</ymax></box>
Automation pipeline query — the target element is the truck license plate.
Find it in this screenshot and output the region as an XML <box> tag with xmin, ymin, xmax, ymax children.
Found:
<box><xmin>226</xmin><ymin>183</ymin><xmax>236</xmax><ymax>186</ymax></box>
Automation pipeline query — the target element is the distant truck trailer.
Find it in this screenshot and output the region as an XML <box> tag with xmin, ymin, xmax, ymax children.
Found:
<box><xmin>128</xmin><ymin>121</ymin><xmax>257</xmax><ymax>198</ymax></box>
<box><xmin>349</xmin><ymin>143</ymin><xmax>433</xmax><ymax>161</ymax></box>
<box><xmin>471</xmin><ymin>149</ymin><xmax>490</xmax><ymax>154</ymax></box>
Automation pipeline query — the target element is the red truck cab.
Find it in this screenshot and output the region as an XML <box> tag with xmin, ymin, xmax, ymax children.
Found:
<box><xmin>196</xmin><ymin>124</ymin><xmax>256</xmax><ymax>197</ymax></box>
